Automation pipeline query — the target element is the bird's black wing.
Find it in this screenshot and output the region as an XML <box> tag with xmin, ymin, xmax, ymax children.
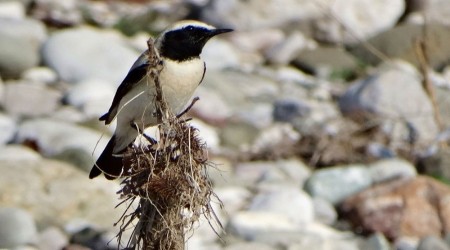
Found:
<box><xmin>99</xmin><ymin>52</ymin><xmax>150</xmax><ymax>124</ymax></box>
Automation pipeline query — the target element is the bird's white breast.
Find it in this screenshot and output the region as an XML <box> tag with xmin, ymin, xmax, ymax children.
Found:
<box><xmin>113</xmin><ymin>57</ymin><xmax>204</xmax><ymax>151</ymax></box>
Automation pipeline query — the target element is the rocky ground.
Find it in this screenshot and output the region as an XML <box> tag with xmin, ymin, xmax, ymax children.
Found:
<box><xmin>1</xmin><ymin>0</ymin><xmax>450</xmax><ymax>249</ymax></box>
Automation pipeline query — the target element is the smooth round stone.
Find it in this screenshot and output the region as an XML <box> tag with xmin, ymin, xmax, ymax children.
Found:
<box><xmin>0</xmin><ymin>207</ymin><xmax>37</xmax><ymax>249</ymax></box>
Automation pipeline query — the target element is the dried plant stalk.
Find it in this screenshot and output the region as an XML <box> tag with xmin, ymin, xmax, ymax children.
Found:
<box><xmin>114</xmin><ymin>38</ymin><xmax>221</xmax><ymax>250</ymax></box>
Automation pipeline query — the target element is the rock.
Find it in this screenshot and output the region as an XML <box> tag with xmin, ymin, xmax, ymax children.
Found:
<box><xmin>42</xmin><ymin>26</ymin><xmax>139</xmax><ymax>84</ymax></box>
<box><xmin>16</xmin><ymin>118</ymin><xmax>109</xmax><ymax>159</ymax></box>
<box><xmin>0</xmin><ymin>159</ymin><xmax>123</xmax><ymax>229</ymax></box>
<box><xmin>0</xmin><ymin>1</ymin><xmax>25</xmax><ymax>19</ymax></box>
<box><xmin>224</xmin><ymin>242</ymin><xmax>276</xmax><ymax>250</ymax></box>
<box><xmin>0</xmin><ymin>145</ymin><xmax>41</xmax><ymax>161</ymax></box>
<box><xmin>3</xmin><ymin>81</ymin><xmax>62</xmax><ymax>117</ymax></box>
<box><xmin>250</xmin><ymin>123</ymin><xmax>301</xmax><ymax>159</ymax></box>
<box><xmin>419</xmin><ymin>0</ymin><xmax>450</xmax><ymax>26</ymax></box>
<box><xmin>0</xmin><ymin>207</ymin><xmax>37</xmax><ymax>249</ymax></box>
<box><xmin>341</xmin><ymin>176</ymin><xmax>450</xmax><ymax>240</ymax></box>
<box><xmin>252</xmin><ymin>222</ymin><xmax>359</xmax><ymax>250</ymax></box>
<box><xmin>312</xmin><ymin>197</ymin><xmax>337</xmax><ymax>226</ymax></box>
<box><xmin>202</xmin><ymin>38</ymin><xmax>241</xmax><ymax>70</ymax></box>
<box><xmin>305</xmin><ymin>164</ymin><xmax>372</xmax><ymax>205</ymax></box>
<box><xmin>273</xmin><ymin>98</ymin><xmax>310</xmax><ymax>123</ymax></box>
<box><xmin>363</xmin><ymin>232</ymin><xmax>391</xmax><ymax>250</ymax></box>
<box><xmin>54</xmin><ymin>148</ymin><xmax>96</xmax><ymax>173</ymax></box>
<box><xmin>435</xmin><ymin>87</ymin><xmax>450</xmax><ymax>129</ymax></box>
<box><xmin>37</xmin><ymin>227</ymin><xmax>68</xmax><ymax>250</ymax></box>
<box><xmin>201</xmin><ymin>0</ymin><xmax>324</xmax><ymax>30</ymax></box>
<box><xmin>249</xmin><ymin>187</ymin><xmax>314</xmax><ymax>225</ymax></box>
<box><xmin>419</xmin><ymin>147</ymin><xmax>450</xmax><ymax>183</ymax></box>
<box><xmin>229</xmin><ymin>29</ymin><xmax>285</xmax><ymax>55</ymax></box>
<box><xmin>0</xmin><ymin>18</ymin><xmax>46</xmax><ymax>78</ymax></box>
<box><xmin>314</xmin><ymin>0</ymin><xmax>404</xmax><ymax>44</ymax></box>
<box><xmin>0</xmin><ymin>113</ymin><xmax>15</xmax><ymax>145</ymax></box>
<box><xmin>227</xmin><ymin>211</ymin><xmax>300</xmax><ymax>240</ymax></box>
<box><xmin>292</xmin><ymin>47</ymin><xmax>359</xmax><ymax>79</ymax></box>
<box><xmin>22</xmin><ymin>67</ymin><xmax>58</xmax><ymax>85</ymax></box>
<box><xmin>235</xmin><ymin>159</ymin><xmax>311</xmax><ymax>187</ymax></box>
<box><xmin>191</xmin><ymin>87</ymin><xmax>232</xmax><ymax>125</ymax></box>
<box><xmin>417</xmin><ymin>236</ymin><xmax>450</xmax><ymax>250</ymax></box>
<box><xmin>350</xmin><ymin>24</ymin><xmax>450</xmax><ymax>69</ymax></box>
<box><xmin>339</xmin><ymin>60</ymin><xmax>438</xmax><ymax>148</ymax></box>
<box><xmin>64</xmin><ymin>79</ymin><xmax>116</xmax><ymax>118</ymax></box>
<box><xmin>369</xmin><ymin>158</ymin><xmax>417</xmax><ymax>184</ymax></box>
<box><xmin>265</xmin><ymin>32</ymin><xmax>311</xmax><ymax>65</ymax></box>
<box><xmin>395</xmin><ymin>237</ymin><xmax>420</xmax><ymax>250</ymax></box>
<box><xmin>30</xmin><ymin>0</ymin><xmax>83</xmax><ymax>26</ymax></box>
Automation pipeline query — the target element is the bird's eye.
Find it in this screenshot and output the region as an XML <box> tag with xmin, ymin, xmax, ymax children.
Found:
<box><xmin>186</xmin><ymin>25</ymin><xmax>194</xmax><ymax>31</ymax></box>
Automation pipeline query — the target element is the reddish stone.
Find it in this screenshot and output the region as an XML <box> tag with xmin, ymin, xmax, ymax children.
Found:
<box><xmin>340</xmin><ymin>176</ymin><xmax>450</xmax><ymax>240</ymax></box>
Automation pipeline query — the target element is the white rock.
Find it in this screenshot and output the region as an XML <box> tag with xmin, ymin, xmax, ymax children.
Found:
<box><xmin>0</xmin><ymin>145</ymin><xmax>41</xmax><ymax>161</ymax></box>
<box><xmin>229</xmin><ymin>29</ymin><xmax>285</xmax><ymax>54</ymax></box>
<box><xmin>22</xmin><ymin>67</ymin><xmax>58</xmax><ymax>85</ymax></box>
<box><xmin>266</xmin><ymin>32</ymin><xmax>310</xmax><ymax>65</ymax></box>
<box><xmin>369</xmin><ymin>158</ymin><xmax>417</xmax><ymax>184</ymax></box>
<box><xmin>0</xmin><ymin>113</ymin><xmax>15</xmax><ymax>145</ymax></box>
<box><xmin>315</xmin><ymin>0</ymin><xmax>405</xmax><ymax>44</ymax></box>
<box><xmin>214</xmin><ymin>186</ymin><xmax>251</xmax><ymax>215</ymax></box>
<box><xmin>0</xmin><ymin>207</ymin><xmax>37</xmax><ymax>248</ymax></box>
<box><xmin>227</xmin><ymin>211</ymin><xmax>300</xmax><ymax>240</ymax></box>
<box><xmin>37</xmin><ymin>227</ymin><xmax>68</xmax><ymax>250</ymax></box>
<box><xmin>202</xmin><ymin>0</ymin><xmax>325</xmax><ymax>30</ymax></box>
<box><xmin>202</xmin><ymin>38</ymin><xmax>241</xmax><ymax>70</ymax></box>
<box><xmin>16</xmin><ymin>118</ymin><xmax>109</xmax><ymax>159</ymax></box>
<box><xmin>65</xmin><ymin>79</ymin><xmax>116</xmax><ymax>118</ymax></box>
<box><xmin>0</xmin><ymin>1</ymin><xmax>25</xmax><ymax>19</ymax></box>
<box><xmin>0</xmin><ymin>18</ymin><xmax>46</xmax><ymax>78</ymax></box>
<box><xmin>313</xmin><ymin>197</ymin><xmax>337</xmax><ymax>226</ymax></box>
<box><xmin>42</xmin><ymin>26</ymin><xmax>139</xmax><ymax>84</ymax></box>
<box><xmin>249</xmin><ymin>187</ymin><xmax>314</xmax><ymax>225</ymax></box>
<box><xmin>3</xmin><ymin>81</ymin><xmax>62</xmax><ymax>117</ymax></box>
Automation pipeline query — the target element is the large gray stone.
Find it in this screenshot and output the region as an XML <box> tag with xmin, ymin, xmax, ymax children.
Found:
<box><xmin>0</xmin><ymin>18</ymin><xmax>46</xmax><ymax>78</ymax></box>
<box><xmin>417</xmin><ymin>236</ymin><xmax>450</xmax><ymax>250</ymax></box>
<box><xmin>305</xmin><ymin>164</ymin><xmax>373</xmax><ymax>205</ymax></box>
<box><xmin>42</xmin><ymin>26</ymin><xmax>139</xmax><ymax>84</ymax></box>
<box><xmin>339</xmin><ymin>60</ymin><xmax>439</xmax><ymax>148</ymax></box>
<box><xmin>0</xmin><ymin>159</ymin><xmax>123</xmax><ymax>229</ymax></box>
<box><xmin>3</xmin><ymin>81</ymin><xmax>62</xmax><ymax>117</ymax></box>
<box><xmin>16</xmin><ymin>118</ymin><xmax>109</xmax><ymax>159</ymax></box>
<box><xmin>249</xmin><ymin>187</ymin><xmax>314</xmax><ymax>225</ymax></box>
<box><xmin>0</xmin><ymin>113</ymin><xmax>15</xmax><ymax>145</ymax></box>
<box><xmin>369</xmin><ymin>158</ymin><xmax>417</xmax><ymax>184</ymax></box>
<box><xmin>0</xmin><ymin>207</ymin><xmax>37</xmax><ymax>248</ymax></box>
<box><xmin>314</xmin><ymin>0</ymin><xmax>405</xmax><ymax>44</ymax></box>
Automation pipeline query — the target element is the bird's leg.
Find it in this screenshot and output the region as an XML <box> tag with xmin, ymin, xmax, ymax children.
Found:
<box><xmin>130</xmin><ymin>121</ymin><xmax>157</xmax><ymax>145</ymax></box>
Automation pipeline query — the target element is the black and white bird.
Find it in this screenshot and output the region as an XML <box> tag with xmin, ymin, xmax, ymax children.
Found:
<box><xmin>89</xmin><ymin>20</ymin><xmax>232</xmax><ymax>179</ymax></box>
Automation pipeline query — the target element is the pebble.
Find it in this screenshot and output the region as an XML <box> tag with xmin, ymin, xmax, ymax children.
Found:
<box><xmin>363</xmin><ymin>232</ymin><xmax>391</xmax><ymax>250</ymax></box>
<box><xmin>64</xmin><ymin>78</ymin><xmax>116</xmax><ymax>118</ymax></box>
<box><xmin>249</xmin><ymin>187</ymin><xmax>314</xmax><ymax>225</ymax></box>
<box><xmin>305</xmin><ymin>164</ymin><xmax>373</xmax><ymax>205</ymax></box>
<box><xmin>266</xmin><ymin>31</ymin><xmax>310</xmax><ymax>65</ymax></box>
<box><xmin>0</xmin><ymin>145</ymin><xmax>41</xmax><ymax>161</ymax></box>
<box><xmin>0</xmin><ymin>112</ymin><xmax>15</xmax><ymax>145</ymax></box>
<box><xmin>0</xmin><ymin>1</ymin><xmax>25</xmax><ymax>19</ymax></box>
<box><xmin>3</xmin><ymin>81</ymin><xmax>62</xmax><ymax>117</ymax></box>
<box><xmin>417</xmin><ymin>236</ymin><xmax>450</xmax><ymax>250</ymax></box>
<box><xmin>312</xmin><ymin>197</ymin><xmax>337</xmax><ymax>226</ymax></box>
<box><xmin>369</xmin><ymin>158</ymin><xmax>417</xmax><ymax>184</ymax></box>
<box><xmin>202</xmin><ymin>38</ymin><xmax>241</xmax><ymax>70</ymax></box>
<box><xmin>42</xmin><ymin>26</ymin><xmax>139</xmax><ymax>84</ymax></box>
<box><xmin>21</xmin><ymin>67</ymin><xmax>58</xmax><ymax>85</ymax></box>
<box><xmin>0</xmin><ymin>207</ymin><xmax>38</xmax><ymax>249</ymax></box>
<box><xmin>37</xmin><ymin>227</ymin><xmax>69</xmax><ymax>250</ymax></box>
<box><xmin>227</xmin><ymin>211</ymin><xmax>300</xmax><ymax>240</ymax></box>
<box><xmin>0</xmin><ymin>18</ymin><xmax>46</xmax><ymax>78</ymax></box>
<box><xmin>16</xmin><ymin>118</ymin><xmax>109</xmax><ymax>159</ymax></box>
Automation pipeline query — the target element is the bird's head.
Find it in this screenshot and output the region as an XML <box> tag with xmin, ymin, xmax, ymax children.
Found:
<box><xmin>155</xmin><ymin>20</ymin><xmax>233</xmax><ymax>62</ymax></box>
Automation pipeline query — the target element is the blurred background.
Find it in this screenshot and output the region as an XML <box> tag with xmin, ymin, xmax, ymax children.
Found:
<box><xmin>0</xmin><ymin>0</ymin><xmax>450</xmax><ymax>249</ymax></box>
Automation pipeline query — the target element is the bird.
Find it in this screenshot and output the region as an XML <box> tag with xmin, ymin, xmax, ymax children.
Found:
<box><xmin>89</xmin><ymin>20</ymin><xmax>232</xmax><ymax>179</ymax></box>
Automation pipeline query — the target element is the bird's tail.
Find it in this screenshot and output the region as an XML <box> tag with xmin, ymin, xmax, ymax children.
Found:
<box><xmin>89</xmin><ymin>135</ymin><xmax>124</xmax><ymax>180</ymax></box>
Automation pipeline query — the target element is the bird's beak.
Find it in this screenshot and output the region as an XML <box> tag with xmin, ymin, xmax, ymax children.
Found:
<box><xmin>209</xmin><ymin>28</ymin><xmax>233</xmax><ymax>37</ymax></box>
